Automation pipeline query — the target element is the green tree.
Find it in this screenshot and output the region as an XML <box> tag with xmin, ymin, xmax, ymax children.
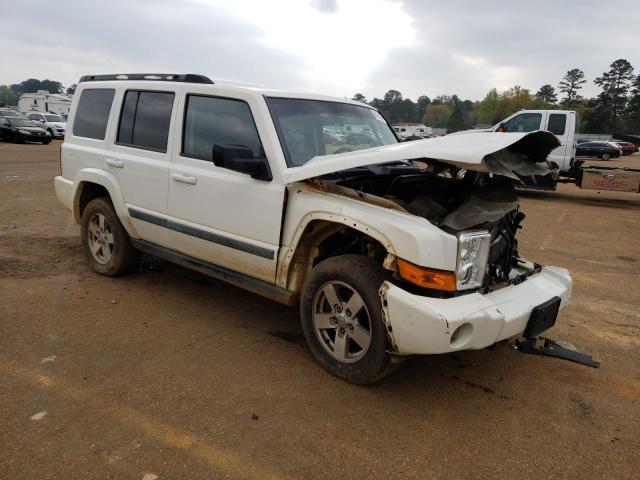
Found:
<box><xmin>536</xmin><ymin>84</ymin><xmax>557</xmax><ymax>104</ymax></box>
<box><xmin>559</xmin><ymin>68</ymin><xmax>586</xmax><ymax>106</ymax></box>
<box><xmin>9</xmin><ymin>78</ymin><xmax>64</xmax><ymax>95</ymax></box>
<box><xmin>446</xmin><ymin>107</ymin><xmax>465</xmax><ymax>133</ymax></box>
<box><xmin>475</xmin><ymin>88</ymin><xmax>499</xmax><ymax>125</ymax></box>
<box><xmin>416</xmin><ymin>95</ymin><xmax>431</xmax><ymax>123</ymax></box>
<box><xmin>399</xmin><ymin>98</ymin><xmax>416</xmax><ymax>123</ymax></box>
<box><xmin>623</xmin><ymin>74</ymin><xmax>640</xmax><ymax>133</ymax></box>
<box><xmin>423</xmin><ymin>103</ymin><xmax>452</xmax><ymax>128</ymax></box>
<box><xmin>369</xmin><ymin>97</ymin><xmax>384</xmax><ymax>111</ymax></box>
<box><xmin>594</xmin><ymin>59</ymin><xmax>635</xmax><ymax>119</ymax></box>
<box><xmin>431</xmin><ymin>95</ymin><xmax>452</xmax><ymax>106</ymax></box>
<box><xmin>0</xmin><ymin>85</ymin><xmax>19</xmax><ymax>106</ymax></box>
<box><xmin>351</xmin><ymin>93</ymin><xmax>366</xmax><ymax>103</ymax></box>
<box><xmin>40</xmin><ymin>79</ymin><xmax>64</xmax><ymax>94</ymax></box>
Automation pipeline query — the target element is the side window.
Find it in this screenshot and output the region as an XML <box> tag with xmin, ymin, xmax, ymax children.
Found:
<box><xmin>547</xmin><ymin>114</ymin><xmax>566</xmax><ymax>136</ymax></box>
<box><xmin>73</xmin><ymin>88</ymin><xmax>115</xmax><ymax>140</ymax></box>
<box><xmin>182</xmin><ymin>95</ymin><xmax>262</xmax><ymax>161</ymax></box>
<box><xmin>502</xmin><ymin>113</ymin><xmax>542</xmax><ymax>133</ymax></box>
<box><xmin>117</xmin><ymin>90</ymin><xmax>174</xmax><ymax>152</ymax></box>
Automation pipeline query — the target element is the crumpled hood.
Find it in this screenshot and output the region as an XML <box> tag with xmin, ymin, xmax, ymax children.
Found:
<box><xmin>281</xmin><ymin>130</ymin><xmax>560</xmax><ymax>183</ymax></box>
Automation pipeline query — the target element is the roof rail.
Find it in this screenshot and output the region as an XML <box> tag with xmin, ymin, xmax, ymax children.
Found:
<box><xmin>78</xmin><ymin>73</ymin><xmax>214</xmax><ymax>84</ymax></box>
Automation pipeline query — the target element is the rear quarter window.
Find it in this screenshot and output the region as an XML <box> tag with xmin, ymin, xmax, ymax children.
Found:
<box><xmin>73</xmin><ymin>89</ymin><xmax>115</xmax><ymax>140</ymax></box>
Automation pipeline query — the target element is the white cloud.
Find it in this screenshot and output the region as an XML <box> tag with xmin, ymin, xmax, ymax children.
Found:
<box><xmin>192</xmin><ymin>0</ymin><xmax>417</xmax><ymax>93</ymax></box>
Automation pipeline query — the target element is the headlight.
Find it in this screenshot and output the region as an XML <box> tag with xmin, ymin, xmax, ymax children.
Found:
<box><xmin>456</xmin><ymin>230</ymin><xmax>491</xmax><ymax>290</ymax></box>
<box><xmin>18</xmin><ymin>129</ymin><xmax>31</xmax><ymax>135</ymax></box>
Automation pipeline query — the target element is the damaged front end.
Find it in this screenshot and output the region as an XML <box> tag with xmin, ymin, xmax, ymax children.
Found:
<box><xmin>297</xmin><ymin>130</ymin><xmax>561</xmax><ymax>294</ymax></box>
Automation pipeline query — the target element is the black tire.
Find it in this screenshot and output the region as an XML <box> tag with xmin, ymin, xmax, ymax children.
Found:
<box><xmin>300</xmin><ymin>254</ymin><xmax>400</xmax><ymax>384</ymax></box>
<box><xmin>80</xmin><ymin>197</ymin><xmax>140</xmax><ymax>276</ymax></box>
<box><xmin>13</xmin><ymin>133</ymin><xmax>23</xmax><ymax>144</ymax></box>
<box><xmin>601</xmin><ymin>153</ymin><xmax>610</xmax><ymax>161</ymax></box>
<box><xmin>43</xmin><ymin>141</ymin><xmax>50</xmax><ymax>145</ymax></box>
<box><xmin>47</xmin><ymin>128</ymin><xmax>54</xmax><ymax>138</ymax></box>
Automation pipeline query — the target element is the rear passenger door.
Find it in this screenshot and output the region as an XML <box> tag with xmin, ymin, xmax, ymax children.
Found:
<box><xmin>545</xmin><ymin>113</ymin><xmax>569</xmax><ymax>169</ymax></box>
<box><xmin>107</xmin><ymin>89</ymin><xmax>177</xmax><ymax>248</ymax></box>
<box><xmin>167</xmin><ymin>92</ymin><xmax>285</xmax><ymax>283</ymax></box>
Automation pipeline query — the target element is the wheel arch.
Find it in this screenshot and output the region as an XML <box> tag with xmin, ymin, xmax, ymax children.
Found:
<box><xmin>72</xmin><ymin>169</ymin><xmax>137</xmax><ymax>237</ymax></box>
<box><xmin>276</xmin><ymin>213</ymin><xmax>397</xmax><ymax>293</ymax></box>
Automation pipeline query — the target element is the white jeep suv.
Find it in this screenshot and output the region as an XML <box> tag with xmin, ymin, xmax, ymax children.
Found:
<box><xmin>54</xmin><ymin>73</ymin><xmax>572</xmax><ymax>383</ymax></box>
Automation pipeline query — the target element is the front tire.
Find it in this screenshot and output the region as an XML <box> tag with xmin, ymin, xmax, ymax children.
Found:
<box><xmin>601</xmin><ymin>153</ymin><xmax>610</xmax><ymax>161</ymax></box>
<box><xmin>81</xmin><ymin>197</ymin><xmax>140</xmax><ymax>276</ymax></box>
<box><xmin>300</xmin><ymin>254</ymin><xmax>399</xmax><ymax>384</ymax></box>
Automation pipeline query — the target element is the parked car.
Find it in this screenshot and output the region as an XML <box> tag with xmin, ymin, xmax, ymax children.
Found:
<box><xmin>613</xmin><ymin>141</ymin><xmax>636</xmax><ymax>156</ymax></box>
<box><xmin>55</xmin><ymin>73</ymin><xmax>573</xmax><ymax>383</ymax></box>
<box><xmin>26</xmin><ymin>112</ymin><xmax>66</xmax><ymax>138</ymax></box>
<box><xmin>0</xmin><ymin>109</ymin><xmax>26</xmax><ymax>118</ymax></box>
<box><xmin>0</xmin><ymin>116</ymin><xmax>51</xmax><ymax>144</ymax></box>
<box><xmin>576</xmin><ymin>141</ymin><xmax>623</xmax><ymax>160</ymax></box>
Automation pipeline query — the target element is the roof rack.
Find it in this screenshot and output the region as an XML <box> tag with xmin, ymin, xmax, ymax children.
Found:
<box><xmin>78</xmin><ymin>73</ymin><xmax>214</xmax><ymax>84</ymax></box>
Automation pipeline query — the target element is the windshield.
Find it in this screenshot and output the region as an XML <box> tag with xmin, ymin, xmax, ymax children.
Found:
<box><xmin>7</xmin><ymin>118</ymin><xmax>38</xmax><ymax>127</ymax></box>
<box><xmin>45</xmin><ymin>114</ymin><xmax>65</xmax><ymax>122</ymax></box>
<box><xmin>266</xmin><ymin>98</ymin><xmax>397</xmax><ymax>167</ymax></box>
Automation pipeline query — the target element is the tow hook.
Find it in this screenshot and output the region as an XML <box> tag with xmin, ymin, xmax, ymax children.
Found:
<box><xmin>513</xmin><ymin>337</ymin><xmax>600</xmax><ymax>368</ymax></box>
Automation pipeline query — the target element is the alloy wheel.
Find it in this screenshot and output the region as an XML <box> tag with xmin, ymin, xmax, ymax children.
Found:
<box><xmin>312</xmin><ymin>281</ymin><xmax>372</xmax><ymax>363</ymax></box>
<box><xmin>87</xmin><ymin>213</ymin><xmax>114</xmax><ymax>264</ymax></box>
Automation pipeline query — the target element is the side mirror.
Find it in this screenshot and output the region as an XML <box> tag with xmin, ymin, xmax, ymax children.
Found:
<box><xmin>212</xmin><ymin>144</ymin><xmax>272</xmax><ymax>181</ymax></box>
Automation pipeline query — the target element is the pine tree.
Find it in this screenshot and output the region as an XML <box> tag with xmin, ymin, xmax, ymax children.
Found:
<box><xmin>535</xmin><ymin>84</ymin><xmax>557</xmax><ymax>104</ymax></box>
<box><xmin>594</xmin><ymin>59</ymin><xmax>635</xmax><ymax>118</ymax></box>
<box><xmin>559</xmin><ymin>69</ymin><xmax>586</xmax><ymax>106</ymax></box>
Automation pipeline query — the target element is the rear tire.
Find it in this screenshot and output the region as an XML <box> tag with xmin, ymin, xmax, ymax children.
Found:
<box><xmin>81</xmin><ymin>197</ymin><xmax>140</xmax><ymax>276</ymax></box>
<box><xmin>300</xmin><ymin>254</ymin><xmax>400</xmax><ymax>384</ymax></box>
<box><xmin>601</xmin><ymin>153</ymin><xmax>610</xmax><ymax>161</ymax></box>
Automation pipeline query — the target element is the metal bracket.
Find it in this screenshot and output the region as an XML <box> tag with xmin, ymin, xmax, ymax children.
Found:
<box><xmin>514</xmin><ymin>337</ymin><xmax>600</xmax><ymax>368</ymax></box>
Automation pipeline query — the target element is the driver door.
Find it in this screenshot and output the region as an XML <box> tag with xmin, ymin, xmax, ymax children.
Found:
<box><xmin>167</xmin><ymin>91</ymin><xmax>285</xmax><ymax>283</ymax></box>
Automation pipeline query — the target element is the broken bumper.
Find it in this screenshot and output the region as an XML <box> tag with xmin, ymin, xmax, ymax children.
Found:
<box><xmin>381</xmin><ymin>266</ymin><xmax>572</xmax><ymax>355</ymax></box>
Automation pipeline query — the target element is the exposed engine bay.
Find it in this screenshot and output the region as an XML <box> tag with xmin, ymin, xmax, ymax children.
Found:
<box><xmin>319</xmin><ymin>160</ymin><xmax>528</xmax><ymax>287</ymax></box>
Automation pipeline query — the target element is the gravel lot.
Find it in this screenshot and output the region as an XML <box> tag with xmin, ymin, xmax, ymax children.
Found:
<box><xmin>1</xmin><ymin>141</ymin><xmax>639</xmax><ymax>479</ymax></box>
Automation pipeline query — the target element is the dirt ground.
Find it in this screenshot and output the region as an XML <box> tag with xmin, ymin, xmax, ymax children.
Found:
<box><xmin>1</xmin><ymin>141</ymin><xmax>639</xmax><ymax>480</ymax></box>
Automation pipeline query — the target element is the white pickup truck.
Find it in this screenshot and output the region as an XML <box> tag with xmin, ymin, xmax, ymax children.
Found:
<box><xmin>55</xmin><ymin>74</ymin><xmax>573</xmax><ymax>383</ymax></box>
<box><xmin>457</xmin><ymin>109</ymin><xmax>640</xmax><ymax>193</ymax></box>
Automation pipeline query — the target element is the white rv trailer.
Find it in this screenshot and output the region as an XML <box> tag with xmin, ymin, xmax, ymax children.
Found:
<box><xmin>18</xmin><ymin>90</ymin><xmax>72</xmax><ymax>116</ymax></box>
<box><xmin>392</xmin><ymin>123</ymin><xmax>432</xmax><ymax>139</ymax></box>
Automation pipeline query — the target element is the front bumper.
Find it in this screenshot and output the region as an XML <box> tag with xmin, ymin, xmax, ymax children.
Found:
<box><xmin>380</xmin><ymin>266</ymin><xmax>572</xmax><ymax>355</ymax></box>
<box><xmin>21</xmin><ymin>132</ymin><xmax>50</xmax><ymax>142</ymax></box>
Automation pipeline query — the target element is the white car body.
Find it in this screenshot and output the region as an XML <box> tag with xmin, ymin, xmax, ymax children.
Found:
<box><xmin>54</xmin><ymin>74</ymin><xmax>572</xmax><ymax>362</ymax></box>
<box><xmin>26</xmin><ymin>112</ymin><xmax>66</xmax><ymax>138</ymax></box>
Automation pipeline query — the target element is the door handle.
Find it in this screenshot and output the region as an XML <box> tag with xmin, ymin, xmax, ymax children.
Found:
<box><xmin>171</xmin><ymin>172</ymin><xmax>197</xmax><ymax>185</ymax></box>
<box><xmin>105</xmin><ymin>158</ymin><xmax>123</xmax><ymax>168</ymax></box>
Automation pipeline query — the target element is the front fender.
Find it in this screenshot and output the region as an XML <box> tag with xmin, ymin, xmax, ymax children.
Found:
<box><xmin>277</xmin><ymin>183</ymin><xmax>459</xmax><ymax>288</ymax></box>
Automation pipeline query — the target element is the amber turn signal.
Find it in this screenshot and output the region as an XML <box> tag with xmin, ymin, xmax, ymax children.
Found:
<box><xmin>396</xmin><ymin>259</ymin><xmax>457</xmax><ymax>292</ymax></box>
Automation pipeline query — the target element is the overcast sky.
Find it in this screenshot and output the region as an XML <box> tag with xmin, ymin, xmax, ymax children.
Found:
<box><xmin>2</xmin><ymin>0</ymin><xmax>639</xmax><ymax>101</ymax></box>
